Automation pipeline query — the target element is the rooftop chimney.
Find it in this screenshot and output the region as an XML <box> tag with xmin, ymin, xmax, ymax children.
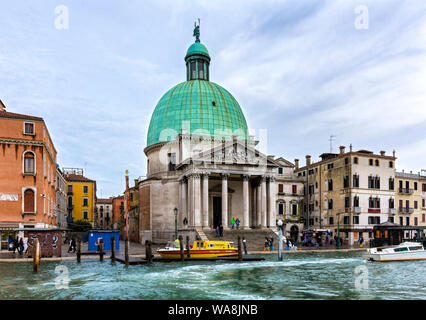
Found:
<box><xmin>339</xmin><ymin>146</ymin><xmax>345</xmax><ymax>155</ymax></box>
<box><xmin>393</xmin><ymin>150</ymin><xmax>396</xmax><ymax>157</ymax></box>
<box><xmin>306</xmin><ymin>155</ymin><xmax>311</xmax><ymax>166</ymax></box>
<box><xmin>294</xmin><ymin>159</ymin><xmax>299</xmax><ymax>170</ymax></box>
<box><xmin>380</xmin><ymin>150</ymin><xmax>386</xmax><ymax>156</ymax></box>
<box><xmin>349</xmin><ymin>144</ymin><xmax>353</xmax><ymax>152</ymax></box>
<box><xmin>0</xmin><ymin>100</ymin><xmax>6</xmax><ymax>112</ymax></box>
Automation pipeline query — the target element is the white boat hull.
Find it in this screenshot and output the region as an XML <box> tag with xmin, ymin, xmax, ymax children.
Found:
<box><xmin>363</xmin><ymin>250</ymin><xmax>426</xmax><ymax>262</ymax></box>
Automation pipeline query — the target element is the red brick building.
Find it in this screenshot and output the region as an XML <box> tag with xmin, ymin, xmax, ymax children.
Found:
<box><xmin>0</xmin><ymin>100</ymin><xmax>58</xmax><ymax>249</ymax></box>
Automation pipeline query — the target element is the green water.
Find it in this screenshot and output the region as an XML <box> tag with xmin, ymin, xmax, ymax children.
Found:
<box><xmin>0</xmin><ymin>251</ymin><xmax>424</xmax><ymax>300</ymax></box>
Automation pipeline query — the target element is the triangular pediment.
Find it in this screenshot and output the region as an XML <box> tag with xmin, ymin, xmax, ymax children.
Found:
<box><xmin>180</xmin><ymin>140</ymin><xmax>279</xmax><ymax>167</ymax></box>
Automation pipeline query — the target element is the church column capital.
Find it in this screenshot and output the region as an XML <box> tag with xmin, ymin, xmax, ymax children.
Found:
<box><xmin>242</xmin><ymin>174</ymin><xmax>250</xmax><ymax>181</ymax></box>
<box><xmin>221</xmin><ymin>173</ymin><xmax>230</xmax><ymax>180</ymax></box>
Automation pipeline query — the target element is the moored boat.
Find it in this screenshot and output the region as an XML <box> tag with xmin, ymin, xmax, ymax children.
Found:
<box><xmin>363</xmin><ymin>242</ymin><xmax>426</xmax><ymax>262</ymax></box>
<box><xmin>158</xmin><ymin>240</ymin><xmax>239</xmax><ymax>259</ymax></box>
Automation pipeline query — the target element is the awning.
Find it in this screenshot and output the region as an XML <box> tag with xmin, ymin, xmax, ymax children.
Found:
<box><xmin>0</xmin><ymin>224</ymin><xmax>19</xmax><ymax>230</ymax></box>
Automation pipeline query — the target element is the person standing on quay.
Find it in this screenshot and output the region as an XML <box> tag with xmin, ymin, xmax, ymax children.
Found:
<box><xmin>236</xmin><ymin>218</ymin><xmax>240</xmax><ymax>230</ymax></box>
<box><xmin>219</xmin><ymin>224</ymin><xmax>224</xmax><ymax>237</ymax></box>
<box><xmin>231</xmin><ymin>217</ymin><xmax>235</xmax><ymax>229</ymax></box>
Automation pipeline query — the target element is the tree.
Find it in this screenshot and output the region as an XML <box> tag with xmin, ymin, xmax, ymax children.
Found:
<box><xmin>69</xmin><ymin>220</ymin><xmax>92</xmax><ymax>232</ymax></box>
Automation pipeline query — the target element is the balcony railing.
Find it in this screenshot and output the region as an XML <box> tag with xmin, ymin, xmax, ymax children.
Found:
<box><xmin>398</xmin><ymin>207</ymin><xmax>414</xmax><ymax>214</ymax></box>
<box><xmin>399</xmin><ymin>188</ymin><xmax>414</xmax><ymax>195</ymax></box>
<box><xmin>388</xmin><ymin>208</ymin><xmax>396</xmax><ymax>214</ymax></box>
<box><xmin>67</xmin><ymin>191</ymin><xmax>73</xmax><ymax>196</ymax></box>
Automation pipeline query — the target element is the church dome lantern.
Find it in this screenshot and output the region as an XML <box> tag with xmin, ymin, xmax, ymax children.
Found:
<box><xmin>146</xmin><ymin>21</ymin><xmax>249</xmax><ymax>148</ymax></box>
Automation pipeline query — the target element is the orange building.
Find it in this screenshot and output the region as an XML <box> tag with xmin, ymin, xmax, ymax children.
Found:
<box><xmin>0</xmin><ymin>100</ymin><xmax>57</xmax><ymax>249</ymax></box>
<box><xmin>112</xmin><ymin>196</ymin><xmax>124</xmax><ymax>230</ymax></box>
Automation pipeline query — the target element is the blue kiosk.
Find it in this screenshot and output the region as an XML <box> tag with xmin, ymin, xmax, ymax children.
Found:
<box><xmin>88</xmin><ymin>230</ymin><xmax>120</xmax><ymax>251</ymax></box>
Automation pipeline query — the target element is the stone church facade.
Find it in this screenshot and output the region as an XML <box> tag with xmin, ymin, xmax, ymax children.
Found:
<box><xmin>138</xmin><ymin>25</ymin><xmax>304</xmax><ymax>244</ymax></box>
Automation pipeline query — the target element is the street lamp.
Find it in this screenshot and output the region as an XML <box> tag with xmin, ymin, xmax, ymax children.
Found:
<box><xmin>174</xmin><ymin>208</ymin><xmax>178</xmax><ymax>240</ymax></box>
<box><xmin>277</xmin><ymin>219</ymin><xmax>284</xmax><ymax>261</ymax></box>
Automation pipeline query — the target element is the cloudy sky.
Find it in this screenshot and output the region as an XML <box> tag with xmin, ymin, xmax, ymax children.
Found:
<box><xmin>1</xmin><ymin>0</ymin><xmax>425</xmax><ymax>197</ymax></box>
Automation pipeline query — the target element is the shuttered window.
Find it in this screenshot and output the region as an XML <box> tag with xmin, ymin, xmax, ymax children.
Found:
<box><xmin>24</xmin><ymin>189</ymin><xmax>35</xmax><ymax>212</ymax></box>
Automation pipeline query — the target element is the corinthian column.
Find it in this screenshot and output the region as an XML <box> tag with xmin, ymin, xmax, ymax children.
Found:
<box><xmin>193</xmin><ymin>174</ymin><xmax>201</xmax><ymax>227</ymax></box>
<box><xmin>261</xmin><ymin>176</ymin><xmax>267</xmax><ymax>228</ymax></box>
<box><xmin>242</xmin><ymin>175</ymin><xmax>250</xmax><ymax>229</ymax></box>
<box><xmin>202</xmin><ymin>173</ymin><xmax>209</xmax><ymax>227</ymax></box>
<box><xmin>221</xmin><ymin>173</ymin><xmax>229</xmax><ymax>228</ymax></box>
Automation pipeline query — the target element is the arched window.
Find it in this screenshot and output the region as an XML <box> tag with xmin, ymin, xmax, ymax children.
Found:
<box><xmin>23</xmin><ymin>189</ymin><xmax>35</xmax><ymax>213</ymax></box>
<box><xmin>23</xmin><ymin>151</ymin><xmax>35</xmax><ymax>174</ymax></box>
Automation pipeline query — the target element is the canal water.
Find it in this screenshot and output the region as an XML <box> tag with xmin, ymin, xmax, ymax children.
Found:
<box><xmin>0</xmin><ymin>251</ymin><xmax>425</xmax><ymax>299</ymax></box>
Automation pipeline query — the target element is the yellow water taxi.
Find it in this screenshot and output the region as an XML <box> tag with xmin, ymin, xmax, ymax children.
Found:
<box><xmin>157</xmin><ymin>239</ymin><xmax>238</xmax><ymax>259</ymax></box>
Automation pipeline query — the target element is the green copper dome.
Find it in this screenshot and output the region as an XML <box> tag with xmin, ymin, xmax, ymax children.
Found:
<box><xmin>146</xmin><ymin>23</ymin><xmax>249</xmax><ymax>147</ymax></box>
<box><xmin>185</xmin><ymin>42</ymin><xmax>210</xmax><ymax>59</ymax></box>
<box><xmin>147</xmin><ymin>80</ymin><xmax>248</xmax><ymax>146</ymax></box>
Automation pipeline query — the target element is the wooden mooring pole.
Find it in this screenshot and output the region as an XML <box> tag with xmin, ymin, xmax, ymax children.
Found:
<box><xmin>145</xmin><ymin>240</ymin><xmax>153</xmax><ymax>263</ymax></box>
<box><xmin>179</xmin><ymin>235</ymin><xmax>184</xmax><ymax>261</ymax></box>
<box><xmin>99</xmin><ymin>239</ymin><xmax>104</xmax><ymax>261</ymax></box>
<box><xmin>125</xmin><ymin>236</ymin><xmax>129</xmax><ymax>266</ymax></box>
<box><xmin>110</xmin><ymin>236</ymin><xmax>116</xmax><ymax>262</ymax></box>
<box><xmin>186</xmin><ymin>236</ymin><xmax>191</xmax><ymax>259</ymax></box>
<box><xmin>76</xmin><ymin>238</ymin><xmax>81</xmax><ymax>263</ymax></box>
<box><xmin>33</xmin><ymin>238</ymin><xmax>40</xmax><ymax>272</ymax></box>
<box><xmin>238</xmin><ymin>236</ymin><xmax>243</xmax><ymax>262</ymax></box>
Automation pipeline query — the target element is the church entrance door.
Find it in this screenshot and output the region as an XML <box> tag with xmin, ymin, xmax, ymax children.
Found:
<box><xmin>213</xmin><ymin>196</ymin><xmax>222</xmax><ymax>228</ymax></box>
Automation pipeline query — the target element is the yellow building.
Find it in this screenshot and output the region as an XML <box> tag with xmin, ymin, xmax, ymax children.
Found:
<box><xmin>64</xmin><ymin>168</ymin><xmax>96</xmax><ymax>226</ymax></box>
<box><xmin>395</xmin><ymin>171</ymin><xmax>426</xmax><ymax>228</ymax></box>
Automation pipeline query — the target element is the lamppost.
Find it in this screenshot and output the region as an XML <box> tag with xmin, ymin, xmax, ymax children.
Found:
<box><xmin>174</xmin><ymin>208</ymin><xmax>178</xmax><ymax>240</ymax></box>
<box><xmin>336</xmin><ymin>212</ymin><xmax>341</xmax><ymax>249</ymax></box>
<box><xmin>277</xmin><ymin>219</ymin><xmax>284</xmax><ymax>261</ymax></box>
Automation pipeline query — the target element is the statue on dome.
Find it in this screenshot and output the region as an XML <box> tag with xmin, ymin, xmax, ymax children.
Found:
<box><xmin>193</xmin><ymin>19</ymin><xmax>200</xmax><ymax>42</ymax></box>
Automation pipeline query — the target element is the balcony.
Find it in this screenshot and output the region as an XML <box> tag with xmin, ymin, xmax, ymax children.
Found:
<box><xmin>399</xmin><ymin>188</ymin><xmax>413</xmax><ymax>195</ymax></box>
<box><xmin>67</xmin><ymin>191</ymin><xmax>73</xmax><ymax>196</ymax></box>
<box><xmin>388</xmin><ymin>208</ymin><xmax>396</xmax><ymax>215</ymax></box>
<box><xmin>398</xmin><ymin>207</ymin><xmax>414</xmax><ymax>214</ymax></box>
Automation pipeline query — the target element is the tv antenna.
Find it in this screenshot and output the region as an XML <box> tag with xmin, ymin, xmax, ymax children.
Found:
<box><xmin>329</xmin><ymin>135</ymin><xmax>336</xmax><ymax>153</ymax></box>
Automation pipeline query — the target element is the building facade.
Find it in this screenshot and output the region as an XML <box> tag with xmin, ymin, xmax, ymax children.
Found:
<box><xmin>0</xmin><ymin>100</ymin><xmax>58</xmax><ymax>248</ymax></box>
<box><xmin>395</xmin><ymin>171</ymin><xmax>426</xmax><ymax>228</ymax></box>
<box><xmin>295</xmin><ymin>146</ymin><xmax>397</xmax><ymax>245</ymax></box>
<box><xmin>139</xmin><ymin>26</ymin><xmax>284</xmax><ymax>244</ymax></box>
<box><xmin>64</xmin><ymin>168</ymin><xmax>96</xmax><ymax>226</ymax></box>
<box><xmin>56</xmin><ymin>166</ymin><xmax>67</xmax><ymax>228</ymax></box>
<box><xmin>95</xmin><ymin>198</ymin><xmax>113</xmax><ymax>229</ymax></box>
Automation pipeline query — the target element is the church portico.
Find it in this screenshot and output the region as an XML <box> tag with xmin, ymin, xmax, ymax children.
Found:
<box><xmin>177</xmin><ymin>168</ymin><xmax>278</xmax><ymax>231</ymax></box>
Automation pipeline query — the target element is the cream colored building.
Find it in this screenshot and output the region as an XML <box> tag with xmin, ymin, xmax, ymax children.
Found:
<box><xmin>395</xmin><ymin>171</ymin><xmax>426</xmax><ymax>228</ymax></box>
<box><xmin>295</xmin><ymin>145</ymin><xmax>397</xmax><ymax>245</ymax></box>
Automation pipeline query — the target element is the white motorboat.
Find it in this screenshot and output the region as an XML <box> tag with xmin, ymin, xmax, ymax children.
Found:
<box><xmin>363</xmin><ymin>242</ymin><xmax>426</xmax><ymax>262</ymax></box>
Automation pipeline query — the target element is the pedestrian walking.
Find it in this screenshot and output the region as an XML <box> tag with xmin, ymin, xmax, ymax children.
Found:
<box><xmin>13</xmin><ymin>236</ymin><xmax>19</xmax><ymax>253</ymax></box>
<box><xmin>231</xmin><ymin>217</ymin><xmax>235</xmax><ymax>229</ymax></box>
<box><xmin>18</xmin><ymin>238</ymin><xmax>24</xmax><ymax>255</ymax></box>
<box><xmin>215</xmin><ymin>225</ymin><xmax>220</xmax><ymax>238</ymax></box>
<box><xmin>68</xmin><ymin>238</ymin><xmax>73</xmax><ymax>253</ymax></box>
<box><xmin>269</xmin><ymin>237</ymin><xmax>274</xmax><ymax>251</ymax></box>
<box><xmin>236</xmin><ymin>218</ymin><xmax>240</xmax><ymax>230</ymax></box>
<box><xmin>264</xmin><ymin>238</ymin><xmax>269</xmax><ymax>251</ymax></box>
<box><xmin>358</xmin><ymin>235</ymin><xmax>364</xmax><ymax>248</ymax></box>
